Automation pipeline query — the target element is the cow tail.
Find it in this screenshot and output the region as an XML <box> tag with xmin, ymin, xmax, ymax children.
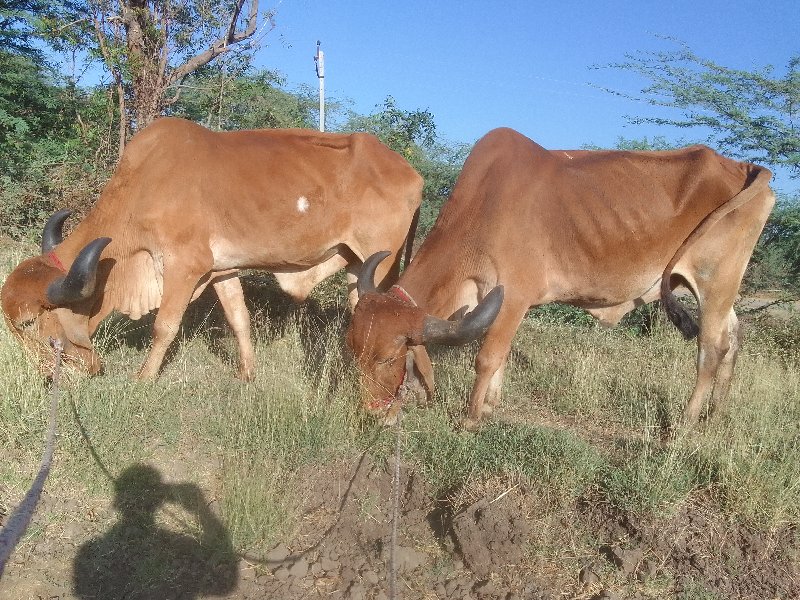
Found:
<box><xmin>660</xmin><ymin>277</ymin><xmax>700</xmax><ymax>340</ymax></box>
<box><xmin>660</xmin><ymin>165</ymin><xmax>772</xmax><ymax>341</ymax></box>
<box><xmin>402</xmin><ymin>207</ymin><xmax>421</xmax><ymax>272</ymax></box>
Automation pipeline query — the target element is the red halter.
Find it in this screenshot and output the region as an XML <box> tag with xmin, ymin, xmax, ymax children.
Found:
<box><xmin>47</xmin><ymin>251</ymin><xmax>67</xmax><ymax>272</ymax></box>
<box><xmin>389</xmin><ymin>284</ymin><xmax>416</xmax><ymax>306</ymax></box>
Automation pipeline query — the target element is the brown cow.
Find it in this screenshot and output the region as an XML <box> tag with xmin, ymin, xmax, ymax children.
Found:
<box><xmin>1</xmin><ymin>117</ymin><xmax>422</xmax><ymax>378</ymax></box>
<box><xmin>347</xmin><ymin>127</ymin><xmax>774</xmax><ymax>429</ymax></box>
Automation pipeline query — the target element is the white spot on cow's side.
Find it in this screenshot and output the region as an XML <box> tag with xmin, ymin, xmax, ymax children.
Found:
<box><xmin>297</xmin><ymin>196</ymin><xmax>309</xmax><ymax>213</ymax></box>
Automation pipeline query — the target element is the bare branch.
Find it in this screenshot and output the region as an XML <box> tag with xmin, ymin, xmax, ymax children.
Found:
<box><xmin>167</xmin><ymin>0</ymin><xmax>259</xmax><ymax>87</ymax></box>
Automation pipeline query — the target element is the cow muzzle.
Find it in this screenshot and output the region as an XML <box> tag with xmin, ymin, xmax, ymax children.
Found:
<box><xmin>363</xmin><ymin>354</ymin><xmax>418</xmax><ymax>425</ymax></box>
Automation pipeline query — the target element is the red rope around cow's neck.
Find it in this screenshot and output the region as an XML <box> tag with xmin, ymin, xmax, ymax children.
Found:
<box><xmin>389</xmin><ymin>285</ymin><xmax>416</xmax><ymax>306</ymax></box>
<box><xmin>47</xmin><ymin>251</ymin><xmax>67</xmax><ymax>272</ymax></box>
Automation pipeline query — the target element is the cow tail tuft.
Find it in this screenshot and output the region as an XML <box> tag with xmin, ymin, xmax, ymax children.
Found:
<box><xmin>660</xmin><ymin>276</ymin><xmax>699</xmax><ymax>340</ymax></box>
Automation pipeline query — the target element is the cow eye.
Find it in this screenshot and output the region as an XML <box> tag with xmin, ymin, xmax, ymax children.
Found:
<box><xmin>17</xmin><ymin>318</ymin><xmax>36</xmax><ymax>331</ymax></box>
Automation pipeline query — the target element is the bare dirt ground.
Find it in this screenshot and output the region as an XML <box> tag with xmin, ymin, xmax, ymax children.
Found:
<box><xmin>2</xmin><ymin>454</ymin><xmax>798</xmax><ymax>600</ymax></box>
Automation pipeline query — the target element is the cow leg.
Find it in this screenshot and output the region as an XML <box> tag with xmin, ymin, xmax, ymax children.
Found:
<box><xmin>708</xmin><ymin>309</ymin><xmax>740</xmax><ymax>420</ymax></box>
<box><xmin>679</xmin><ymin>193</ymin><xmax>773</xmax><ymax>425</ymax></box>
<box><xmin>345</xmin><ymin>267</ymin><xmax>359</xmax><ymax>309</ymax></box>
<box><xmin>482</xmin><ymin>358</ymin><xmax>508</xmax><ymax>413</ymax></box>
<box><xmin>274</xmin><ymin>254</ymin><xmax>349</xmax><ymax>302</ymax></box>
<box><xmin>463</xmin><ymin>300</ymin><xmax>527</xmax><ymax>430</ymax></box>
<box><xmin>212</xmin><ymin>274</ymin><xmax>255</xmax><ymax>381</ymax></box>
<box><xmin>683</xmin><ymin>299</ymin><xmax>736</xmax><ymax>426</ymax></box>
<box><xmin>137</xmin><ymin>267</ymin><xmax>209</xmax><ymax>379</ymax></box>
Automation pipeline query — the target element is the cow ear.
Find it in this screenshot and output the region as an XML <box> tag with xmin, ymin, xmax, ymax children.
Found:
<box><xmin>53</xmin><ymin>307</ymin><xmax>92</xmax><ymax>348</ymax></box>
<box><xmin>448</xmin><ymin>305</ymin><xmax>469</xmax><ymax>321</ymax></box>
<box><xmin>407</xmin><ymin>345</ymin><xmax>434</xmax><ymax>403</ymax></box>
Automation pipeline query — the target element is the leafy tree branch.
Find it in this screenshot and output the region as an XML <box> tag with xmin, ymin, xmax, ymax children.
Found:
<box><xmin>601</xmin><ymin>40</ymin><xmax>799</xmax><ymax>176</ymax></box>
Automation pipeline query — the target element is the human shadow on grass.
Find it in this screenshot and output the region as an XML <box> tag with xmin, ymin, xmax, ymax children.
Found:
<box><xmin>72</xmin><ymin>464</ymin><xmax>238</xmax><ymax>600</ymax></box>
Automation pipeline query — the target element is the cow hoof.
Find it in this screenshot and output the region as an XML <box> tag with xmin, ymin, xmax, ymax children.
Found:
<box><xmin>380</xmin><ymin>413</ymin><xmax>398</xmax><ymax>427</ymax></box>
<box><xmin>237</xmin><ymin>368</ymin><xmax>255</xmax><ymax>382</ymax></box>
<box><xmin>460</xmin><ymin>416</ymin><xmax>481</xmax><ymax>432</ymax></box>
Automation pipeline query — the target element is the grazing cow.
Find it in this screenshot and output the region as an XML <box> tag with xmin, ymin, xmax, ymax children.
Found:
<box><xmin>347</xmin><ymin>127</ymin><xmax>774</xmax><ymax>429</ymax></box>
<box><xmin>1</xmin><ymin>117</ymin><xmax>423</xmax><ymax>378</ymax></box>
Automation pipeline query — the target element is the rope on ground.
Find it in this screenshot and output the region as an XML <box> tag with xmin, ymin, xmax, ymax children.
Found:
<box><xmin>0</xmin><ymin>338</ymin><xmax>63</xmax><ymax>579</ymax></box>
<box><xmin>389</xmin><ymin>409</ymin><xmax>402</xmax><ymax>600</ymax></box>
<box><xmin>738</xmin><ymin>297</ymin><xmax>798</xmax><ymax>316</ymax></box>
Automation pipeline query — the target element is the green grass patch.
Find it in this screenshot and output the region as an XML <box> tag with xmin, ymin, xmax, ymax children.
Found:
<box><xmin>404</xmin><ymin>405</ymin><xmax>606</xmax><ymax>503</ymax></box>
<box><xmin>601</xmin><ymin>436</ymin><xmax>709</xmax><ymax>515</ymax></box>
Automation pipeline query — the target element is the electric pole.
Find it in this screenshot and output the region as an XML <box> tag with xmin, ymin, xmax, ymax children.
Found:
<box><xmin>314</xmin><ymin>41</ymin><xmax>325</xmax><ymax>132</ymax></box>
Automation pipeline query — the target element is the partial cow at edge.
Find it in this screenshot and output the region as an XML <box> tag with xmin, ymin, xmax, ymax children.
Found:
<box><xmin>1</xmin><ymin>117</ymin><xmax>423</xmax><ymax>379</ymax></box>
<box><xmin>347</xmin><ymin>127</ymin><xmax>774</xmax><ymax>430</ymax></box>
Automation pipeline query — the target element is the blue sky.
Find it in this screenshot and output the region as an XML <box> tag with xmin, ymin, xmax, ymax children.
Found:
<box><xmin>253</xmin><ymin>0</ymin><xmax>798</xmax><ymax>193</ymax></box>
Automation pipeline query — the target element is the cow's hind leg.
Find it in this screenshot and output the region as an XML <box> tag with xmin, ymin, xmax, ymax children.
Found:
<box><xmin>463</xmin><ymin>298</ymin><xmax>528</xmax><ymax>430</ymax></box>
<box><xmin>676</xmin><ymin>187</ymin><xmax>773</xmax><ymax>426</ymax></box>
<box><xmin>274</xmin><ymin>254</ymin><xmax>349</xmax><ymax>302</ymax></box>
<box><xmin>212</xmin><ymin>274</ymin><xmax>255</xmax><ymax>381</ymax></box>
<box><xmin>708</xmin><ymin>309</ymin><xmax>740</xmax><ymax>420</ymax></box>
<box><xmin>682</xmin><ymin>293</ymin><xmax>739</xmax><ymax>426</ymax></box>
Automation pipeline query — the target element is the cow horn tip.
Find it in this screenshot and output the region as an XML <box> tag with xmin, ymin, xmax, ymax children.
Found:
<box><xmin>357</xmin><ymin>250</ymin><xmax>392</xmax><ymax>298</ymax></box>
<box><xmin>41</xmin><ymin>209</ymin><xmax>74</xmax><ymax>254</ymax></box>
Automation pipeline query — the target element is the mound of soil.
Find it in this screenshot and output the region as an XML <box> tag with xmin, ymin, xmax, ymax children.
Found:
<box><xmin>579</xmin><ymin>495</ymin><xmax>800</xmax><ymax>600</ymax></box>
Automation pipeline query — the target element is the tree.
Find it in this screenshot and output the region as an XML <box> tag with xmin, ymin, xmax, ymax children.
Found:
<box><xmin>171</xmin><ymin>63</ymin><xmax>320</xmax><ymax>131</ymax></box>
<box><xmin>47</xmin><ymin>0</ymin><xmax>274</xmax><ymax>156</ymax></box>
<box><xmin>342</xmin><ymin>96</ymin><xmax>465</xmax><ymax>239</ymax></box>
<box><xmin>0</xmin><ymin>51</ymin><xmax>62</xmax><ymax>174</ymax></box>
<box><xmin>1</xmin><ymin>0</ymin><xmax>54</xmax><ymax>56</ymax></box>
<box><xmin>604</xmin><ymin>42</ymin><xmax>800</xmax><ymax>176</ymax></box>
<box><xmin>343</xmin><ymin>96</ymin><xmax>437</xmax><ymax>161</ymax></box>
<box><xmin>412</xmin><ymin>139</ymin><xmax>469</xmax><ymax>237</ymax></box>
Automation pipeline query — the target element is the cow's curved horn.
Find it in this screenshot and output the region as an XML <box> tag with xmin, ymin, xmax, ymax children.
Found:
<box><xmin>41</xmin><ymin>209</ymin><xmax>72</xmax><ymax>254</ymax></box>
<box><xmin>357</xmin><ymin>251</ymin><xmax>392</xmax><ymax>297</ymax></box>
<box><xmin>46</xmin><ymin>237</ymin><xmax>112</xmax><ymax>305</ymax></box>
<box><xmin>421</xmin><ymin>285</ymin><xmax>504</xmax><ymax>345</ymax></box>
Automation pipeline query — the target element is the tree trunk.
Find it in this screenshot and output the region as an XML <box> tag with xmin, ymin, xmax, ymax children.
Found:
<box><xmin>121</xmin><ymin>0</ymin><xmax>163</xmax><ymax>132</ymax></box>
<box><xmin>119</xmin><ymin>0</ymin><xmax>262</xmax><ymax>137</ymax></box>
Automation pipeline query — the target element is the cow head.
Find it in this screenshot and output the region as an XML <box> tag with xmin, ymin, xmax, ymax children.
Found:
<box><xmin>346</xmin><ymin>251</ymin><xmax>503</xmax><ymax>423</ymax></box>
<box><xmin>1</xmin><ymin>210</ymin><xmax>111</xmax><ymax>374</ymax></box>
